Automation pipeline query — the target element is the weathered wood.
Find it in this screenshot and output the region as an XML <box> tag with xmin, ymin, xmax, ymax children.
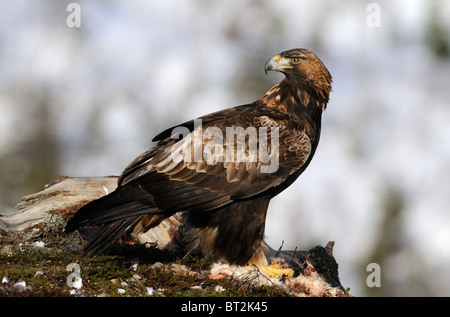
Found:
<box><xmin>0</xmin><ymin>176</ymin><xmax>344</xmax><ymax>289</ymax></box>
<box><xmin>0</xmin><ymin>176</ymin><xmax>118</xmax><ymax>240</ymax></box>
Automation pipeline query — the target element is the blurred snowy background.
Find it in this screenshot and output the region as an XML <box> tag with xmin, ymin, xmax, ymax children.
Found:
<box><xmin>1</xmin><ymin>0</ymin><xmax>449</xmax><ymax>296</ymax></box>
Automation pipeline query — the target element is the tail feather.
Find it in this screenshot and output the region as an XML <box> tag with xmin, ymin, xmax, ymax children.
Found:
<box><xmin>65</xmin><ymin>184</ymin><xmax>158</xmax><ymax>232</ymax></box>
<box><xmin>83</xmin><ymin>215</ymin><xmax>144</xmax><ymax>255</ymax></box>
<box><xmin>65</xmin><ymin>184</ymin><xmax>162</xmax><ymax>254</ymax></box>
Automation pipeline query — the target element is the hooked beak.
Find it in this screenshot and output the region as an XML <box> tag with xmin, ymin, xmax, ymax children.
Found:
<box><xmin>265</xmin><ymin>54</ymin><xmax>293</xmax><ymax>75</ymax></box>
<box><xmin>264</xmin><ymin>55</ymin><xmax>280</xmax><ymax>75</ymax></box>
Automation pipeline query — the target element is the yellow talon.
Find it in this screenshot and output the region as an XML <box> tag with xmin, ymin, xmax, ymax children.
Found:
<box><xmin>248</xmin><ymin>264</ymin><xmax>294</xmax><ymax>279</ymax></box>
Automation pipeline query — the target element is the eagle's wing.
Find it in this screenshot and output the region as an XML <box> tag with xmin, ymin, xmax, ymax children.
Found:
<box><xmin>118</xmin><ymin>105</ymin><xmax>312</xmax><ymax>213</ymax></box>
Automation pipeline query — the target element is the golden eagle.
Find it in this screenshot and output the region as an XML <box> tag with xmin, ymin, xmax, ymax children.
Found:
<box><xmin>66</xmin><ymin>48</ymin><xmax>332</xmax><ymax>274</ymax></box>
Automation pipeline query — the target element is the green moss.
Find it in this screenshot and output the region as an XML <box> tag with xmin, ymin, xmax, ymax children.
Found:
<box><xmin>0</xmin><ymin>239</ymin><xmax>292</xmax><ymax>297</ymax></box>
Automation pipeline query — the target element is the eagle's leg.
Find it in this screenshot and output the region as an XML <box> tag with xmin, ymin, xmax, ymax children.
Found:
<box><xmin>183</xmin><ymin>197</ymin><xmax>266</xmax><ymax>262</ymax></box>
<box><xmin>183</xmin><ymin>196</ymin><xmax>294</xmax><ymax>278</ymax></box>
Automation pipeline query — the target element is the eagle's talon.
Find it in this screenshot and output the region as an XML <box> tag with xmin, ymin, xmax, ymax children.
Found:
<box><xmin>248</xmin><ymin>264</ymin><xmax>294</xmax><ymax>279</ymax></box>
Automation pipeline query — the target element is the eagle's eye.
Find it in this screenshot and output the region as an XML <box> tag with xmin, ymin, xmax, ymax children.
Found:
<box><xmin>290</xmin><ymin>57</ymin><xmax>301</xmax><ymax>64</ymax></box>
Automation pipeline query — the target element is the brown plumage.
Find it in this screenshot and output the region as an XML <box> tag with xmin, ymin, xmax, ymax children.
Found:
<box><xmin>65</xmin><ymin>48</ymin><xmax>332</xmax><ymax>267</ymax></box>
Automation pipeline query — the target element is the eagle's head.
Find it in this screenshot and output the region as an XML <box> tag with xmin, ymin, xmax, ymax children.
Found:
<box><xmin>265</xmin><ymin>48</ymin><xmax>332</xmax><ymax>107</ymax></box>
